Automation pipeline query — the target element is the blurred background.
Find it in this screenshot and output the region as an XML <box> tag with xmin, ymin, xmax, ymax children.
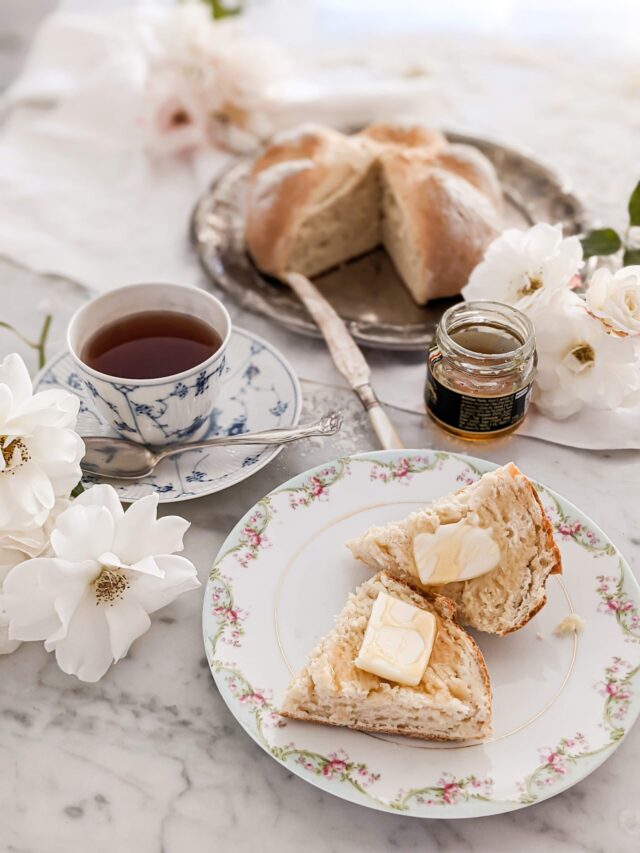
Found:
<box><xmin>3</xmin><ymin>0</ymin><xmax>640</xmax><ymax>81</ymax></box>
<box><xmin>0</xmin><ymin>1</ymin><xmax>638</xmax><ymax>226</ymax></box>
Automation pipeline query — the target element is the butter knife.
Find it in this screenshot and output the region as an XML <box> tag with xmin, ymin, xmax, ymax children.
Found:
<box><xmin>283</xmin><ymin>271</ymin><xmax>404</xmax><ymax>450</ymax></box>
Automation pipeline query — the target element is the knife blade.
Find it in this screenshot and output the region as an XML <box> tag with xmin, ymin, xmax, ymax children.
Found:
<box><xmin>283</xmin><ymin>271</ymin><xmax>404</xmax><ymax>450</ymax></box>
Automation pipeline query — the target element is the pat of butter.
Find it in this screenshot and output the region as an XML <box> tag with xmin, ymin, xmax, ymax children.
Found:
<box><xmin>412</xmin><ymin>519</ymin><xmax>500</xmax><ymax>586</ymax></box>
<box><xmin>354</xmin><ymin>591</ymin><xmax>436</xmax><ymax>687</ymax></box>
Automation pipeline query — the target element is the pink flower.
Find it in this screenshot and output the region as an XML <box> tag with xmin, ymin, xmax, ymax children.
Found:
<box><xmin>442</xmin><ymin>783</ymin><xmax>461</xmax><ymax>804</ymax></box>
<box><xmin>245</xmin><ymin>528</ymin><xmax>262</xmax><ymax>547</ymax></box>
<box><xmin>145</xmin><ymin>68</ymin><xmax>211</xmax><ymax>157</ymax></box>
<box><xmin>396</xmin><ymin>460</ymin><xmax>410</xmax><ymax>478</ymax></box>
<box><xmin>322</xmin><ymin>758</ymin><xmax>347</xmax><ymax>778</ymax></box>
<box><xmin>239</xmin><ymin>690</ymin><xmax>267</xmax><ymax>707</ymax></box>
<box><xmin>557</xmin><ymin>520</ymin><xmax>582</xmax><ymax>537</ymax></box>
<box><xmin>308</xmin><ymin>477</ymin><xmax>326</xmax><ymax>497</ymax></box>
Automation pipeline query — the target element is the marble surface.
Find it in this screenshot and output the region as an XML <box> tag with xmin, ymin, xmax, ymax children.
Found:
<box><xmin>1</xmin><ymin>3</ymin><xmax>640</xmax><ymax>852</ymax></box>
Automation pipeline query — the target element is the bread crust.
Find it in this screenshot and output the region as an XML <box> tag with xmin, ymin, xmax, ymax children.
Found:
<box><xmin>523</xmin><ymin>472</ymin><xmax>563</xmax><ymax>576</ymax></box>
<box><xmin>245</xmin><ymin>124</ymin><xmax>374</xmax><ymax>275</ymax></box>
<box><xmin>357</xmin><ymin>122</ymin><xmax>446</xmax><ymax>157</ymax></box>
<box><xmin>492</xmin><ymin>470</ymin><xmax>561</xmax><ymax>636</ymax></box>
<box><xmin>279</xmin><ymin>709</ymin><xmax>489</xmax><ymax>742</ymax></box>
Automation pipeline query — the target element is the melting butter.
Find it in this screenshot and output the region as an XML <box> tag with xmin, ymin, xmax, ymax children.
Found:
<box><xmin>412</xmin><ymin>519</ymin><xmax>500</xmax><ymax>585</ymax></box>
<box><xmin>354</xmin><ymin>591</ymin><xmax>436</xmax><ymax>687</ymax></box>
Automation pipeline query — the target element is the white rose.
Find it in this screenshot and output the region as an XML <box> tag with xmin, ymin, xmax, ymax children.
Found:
<box><xmin>523</xmin><ymin>289</ymin><xmax>640</xmax><ymax>419</ymax></box>
<box><xmin>586</xmin><ymin>265</ymin><xmax>640</xmax><ymax>336</ymax></box>
<box><xmin>1</xmin><ymin>485</ymin><xmax>200</xmax><ymax>682</ymax></box>
<box><xmin>0</xmin><ymin>353</ymin><xmax>84</xmax><ymax>531</ymax></box>
<box><xmin>463</xmin><ymin>223</ymin><xmax>583</xmax><ymax>305</ymax></box>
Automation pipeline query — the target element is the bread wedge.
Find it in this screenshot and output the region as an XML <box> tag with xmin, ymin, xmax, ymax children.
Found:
<box><xmin>347</xmin><ymin>463</ymin><xmax>561</xmax><ymax>636</ymax></box>
<box><xmin>281</xmin><ymin>572</ymin><xmax>492</xmax><ymax>741</ymax></box>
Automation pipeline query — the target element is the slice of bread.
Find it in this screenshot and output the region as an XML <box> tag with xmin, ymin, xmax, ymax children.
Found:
<box><xmin>347</xmin><ymin>463</ymin><xmax>561</xmax><ymax>636</ymax></box>
<box><xmin>281</xmin><ymin>572</ymin><xmax>492</xmax><ymax>741</ymax></box>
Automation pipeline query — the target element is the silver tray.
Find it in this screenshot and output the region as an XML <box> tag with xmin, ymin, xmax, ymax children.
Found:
<box><xmin>191</xmin><ymin>132</ymin><xmax>589</xmax><ymax>351</ymax></box>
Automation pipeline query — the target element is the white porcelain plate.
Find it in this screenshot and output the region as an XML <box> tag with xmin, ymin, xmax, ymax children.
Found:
<box><xmin>203</xmin><ymin>450</ymin><xmax>640</xmax><ymax>818</ymax></box>
<box><xmin>35</xmin><ymin>328</ymin><xmax>301</xmax><ymax>503</ymax></box>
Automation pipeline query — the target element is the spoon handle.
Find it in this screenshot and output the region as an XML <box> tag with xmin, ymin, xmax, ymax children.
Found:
<box><xmin>155</xmin><ymin>411</ymin><xmax>343</xmax><ymax>463</ymax></box>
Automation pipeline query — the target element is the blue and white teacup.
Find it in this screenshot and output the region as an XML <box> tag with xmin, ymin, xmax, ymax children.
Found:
<box><xmin>67</xmin><ymin>283</ymin><xmax>231</xmax><ymax>446</ymax></box>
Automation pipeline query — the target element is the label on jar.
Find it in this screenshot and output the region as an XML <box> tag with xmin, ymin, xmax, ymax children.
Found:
<box><xmin>426</xmin><ymin>350</ymin><xmax>532</xmax><ymax>434</ymax></box>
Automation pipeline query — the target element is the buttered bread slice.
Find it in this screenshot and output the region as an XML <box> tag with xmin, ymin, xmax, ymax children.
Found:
<box><xmin>281</xmin><ymin>572</ymin><xmax>492</xmax><ymax>741</ymax></box>
<box><xmin>347</xmin><ymin>463</ymin><xmax>561</xmax><ymax>636</ymax></box>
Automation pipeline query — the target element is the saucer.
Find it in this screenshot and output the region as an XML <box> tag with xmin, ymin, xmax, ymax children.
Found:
<box><xmin>35</xmin><ymin>327</ymin><xmax>301</xmax><ymax>503</ymax></box>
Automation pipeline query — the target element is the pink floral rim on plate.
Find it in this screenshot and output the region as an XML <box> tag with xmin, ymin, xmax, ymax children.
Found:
<box><xmin>202</xmin><ymin>450</ymin><xmax>640</xmax><ymax>818</ymax></box>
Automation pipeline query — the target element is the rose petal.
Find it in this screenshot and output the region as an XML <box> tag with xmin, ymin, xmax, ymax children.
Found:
<box><xmin>0</xmin><ymin>614</ymin><xmax>21</xmax><ymax>655</ymax></box>
<box><xmin>104</xmin><ymin>596</ymin><xmax>151</xmax><ymax>661</ymax></box>
<box><xmin>112</xmin><ymin>494</ymin><xmax>188</xmax><ymax>564</ymax></box>
<box><xmin>1</xmin><ymin>557</ymin><xmax>84</xmax><ymax>641</ymax></box>
<box><xmin>0</xmin><ymin>384</ymin><xmax>13</xmax><ymax>424</ymax></box>
<box><xmin>0</xmin><ymin>637</ymin><xmax>21</xmax><ymax>654</ymax></box>
<box><xmin>26</xmin><ymin>426</ymin><xmax>83</xmax><ymax>475</ymax></box>
<box><xmin>0</xmin><ymin>353</ymin><xmax>32</xmax><ymax>407</ymax></box>
<box><xmin>45</xmin><ymin>565</ymin><xmax>98</xmax><ymax>645</ymax></box>
<box><xmin>51</xmin><ymin>504</ymin><xmax>116</xmax><ymax>562</ymax></box>
<box><xmin>0</xmin><ymin>462</ymin><xmax>55</xmax><ymax>530</ymax></box>
<box><xmin>130</xmin><ymin>554</ymin><xmax>200</xmax><ymax>614</ymax></box>
<box><xmin>6</xmin><ymin>389</ymin><xmax>80</xmax><ymax>433</ymax></box>
<box><xmin>127</xmin><ymin>555</ymin><xmax>165</xmax><ymax>579</ymax></box>
<box><xmin>72</xmin><ymin>483</ymin><xmax>124</xmax><ymax>520</ymax></box>
<box><xmin>49</xmin><ymin>593</ymin><xmax>114</xmax><ymax>682</ymax></box>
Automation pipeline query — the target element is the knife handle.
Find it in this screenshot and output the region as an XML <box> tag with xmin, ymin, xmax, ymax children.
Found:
<box><xmin>353</xmin><ymin>385</ymin><xmax>405</xmax><ymax>450</ymax></box>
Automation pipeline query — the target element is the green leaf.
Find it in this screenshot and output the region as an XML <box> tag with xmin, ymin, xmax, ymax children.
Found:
<box><xmin>628</xmin><ymin>181</ymin><xmax>640</xmax><ymax>227</ymax></box>
<box><xmin>70</xmin><ymin>480</ymin><xmax>85</xmax><ymax>499</ymax></box>
<box><xmin>623</xmin><ymin>248</ymin><xmax>640</xmax><ymax>266</ymax></box>
<box><xmin>201</xmin><ymin>0</ymin><xmax>242</xmax><ymax>19</ymax></box>
<box><xmin>580</xmin><ymin>228</ymin><xmax>622</xmax><ymax>258</ymax></box>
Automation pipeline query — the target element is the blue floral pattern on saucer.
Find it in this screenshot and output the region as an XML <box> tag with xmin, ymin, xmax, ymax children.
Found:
<box><xmin>35</xmin><ymin>328</ymin><xmax>301</xmax><ymax>503</ymax></box>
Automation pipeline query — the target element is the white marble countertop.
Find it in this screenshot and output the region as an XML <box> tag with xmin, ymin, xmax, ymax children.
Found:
<box><xmin>1</xmin><ymin>3</ymin><xmax>639</xmax><ymax>852</ymax></box>
<box><xmin>2</xmin><ymin>264</ymin><xmax>640</xmax><ymax>853</ymax></box>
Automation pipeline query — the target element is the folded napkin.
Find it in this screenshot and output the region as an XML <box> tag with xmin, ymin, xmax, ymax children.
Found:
<box><xmin>0</xmin><ymin>5</ymin><xmax>638</xmax><ymax>449</ymax></box>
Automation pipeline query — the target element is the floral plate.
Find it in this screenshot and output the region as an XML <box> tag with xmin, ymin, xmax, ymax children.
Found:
<box><xmin>203</xmin><ymin>450</ymin><xmax>640</xmax><ymax>818</ymax></box>
<box><xmin>34</xmin><ymin>328</ymin><xmax>301</xmax><ymax>503</ymax></box>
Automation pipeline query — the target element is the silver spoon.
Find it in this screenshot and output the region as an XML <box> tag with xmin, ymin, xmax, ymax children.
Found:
<box><xmin>80</xmin><ymin>410</ymin><xmax>343</xmax><ymax>480</ymax></box>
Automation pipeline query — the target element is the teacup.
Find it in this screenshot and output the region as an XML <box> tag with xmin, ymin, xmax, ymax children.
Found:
<box><xmin>67</xmin><ymin>283</ymin><xmax>231</xmax><ymax>446</ymax></box>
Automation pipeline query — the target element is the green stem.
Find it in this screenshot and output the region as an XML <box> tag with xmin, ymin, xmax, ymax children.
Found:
<box><xmin>0</xmin><ymin>313</ymin><xmax>52</xmax><ymax>369</ymax></box>
<box><xmin>36</xmin><ymin>314</ymin><xmax>52</xmax><ymax>369</ymax></box>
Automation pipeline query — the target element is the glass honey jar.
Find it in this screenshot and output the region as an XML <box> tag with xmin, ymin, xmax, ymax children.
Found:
<box><xmin>425</xmin><ymin>301</ymin><xmax>537</xmax><ymax>439</ymax></box>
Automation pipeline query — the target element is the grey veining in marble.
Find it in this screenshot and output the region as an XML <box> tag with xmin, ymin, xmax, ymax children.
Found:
<box><xmin>1</xmin><ymin>3</ymin><xmax>639</xmax><ymax>853</ymax></box>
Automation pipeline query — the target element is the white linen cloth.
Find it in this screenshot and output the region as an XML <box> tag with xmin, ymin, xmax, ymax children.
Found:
<box><xmin>0</xmin><ymin>4</ymin><xmax>639</xmax><ymax>450</ymax></box>
<box><xmin>0</xmin><ymin>9</ymin><xmax>227</xmax><ymax>291</ymax></box>
<box><xmin>0</xmin><ymin>6</ymin><xmax>431</xmax><ymax>292</ymax></box>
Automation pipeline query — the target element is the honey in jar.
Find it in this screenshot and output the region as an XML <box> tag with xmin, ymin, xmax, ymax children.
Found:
<box><xmin>425</xmin><ymin>301</ymin><xmax>537</xmax><ymax>439</ymax></box>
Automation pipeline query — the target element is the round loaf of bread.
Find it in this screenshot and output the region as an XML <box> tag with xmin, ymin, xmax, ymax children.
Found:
<box><xmin>244</xmin><ymin>122</ymin><xmax>503</xmax><ymax>305</ymax></box>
